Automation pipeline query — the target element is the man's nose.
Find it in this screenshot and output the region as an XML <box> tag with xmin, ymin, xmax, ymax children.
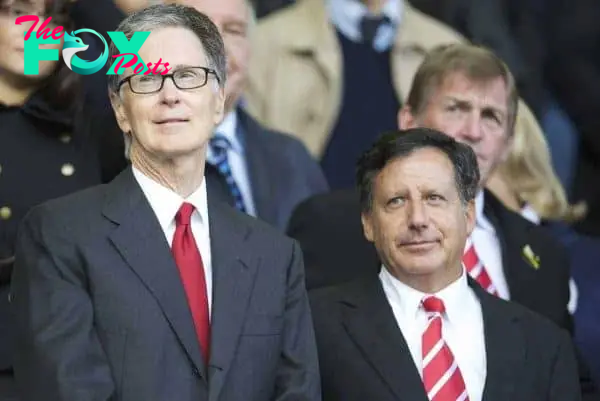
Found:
<box><xmin>459</xmin><ymin>113</ymin><xmax>484</xmax><ymax>142</ymax></box>
<box><xmin>159</xmin><ymin>76</ymin><xmax>181</xmax><ymax>104</ymax></box>
<box><xmin>407</xmin><ymin>200</ymin><xmax>429</xmax><ymax>229</ymax></box>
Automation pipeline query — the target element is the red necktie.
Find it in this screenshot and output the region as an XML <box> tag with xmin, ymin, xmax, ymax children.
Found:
<box><xmin>172</xmin><ymin>202</ymin><xmax>210</xmax><ymax>365</ymax></box>
<box><xmin>463</xmin><ymin>240</ymin><xmax>498</xmax><ymax>296</ymax></box>
<box><xmin>421</xmin><ymin>296</ymin><xmax>470</xmax><ymax>401</ymax></box>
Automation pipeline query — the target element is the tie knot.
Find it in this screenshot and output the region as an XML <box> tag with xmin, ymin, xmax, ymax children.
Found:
<box><xmin>422</xmin><ymin>296</ymin><xmax>445</xmax><ymax>314</ymax></box>
<box><xmin>176</xmin><ymin>202</ymin><xmax>195</xmax><ymax>226</ymax></box>
<box><xmin>210</xmin><ymin>133</ymin><xmax>232</xmax><ymax>152</ymax></box>
<box><xmin>360</xmin><ymin>14</ymin><xmax>390</xmax><ymax>45</ymax></box>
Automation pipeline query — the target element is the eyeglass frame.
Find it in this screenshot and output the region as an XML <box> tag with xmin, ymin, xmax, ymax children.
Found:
<box><xmin>116</xmin><ymin>66</ymin><xmax>221</xmax><ymax>94</ymax></box>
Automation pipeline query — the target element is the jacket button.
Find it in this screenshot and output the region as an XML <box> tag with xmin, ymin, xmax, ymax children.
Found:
<box><xmin>0</xmin><ymin>206</ymin><xmax>11</xmax><ymax>220</ymax></box>
<box><xmin>61</xmin><ymin>163</ymin><xmax>75</xmax><ymax>176</ymax></box>
<box><xmin>192</xmin><ymin>367</ymin><xmax>201</xmax><ymax>377</ymax></box>
<box><xmin>60</xmin><ymin>133</ymin><xmax>71</xmax><ymax>143</ymax></box>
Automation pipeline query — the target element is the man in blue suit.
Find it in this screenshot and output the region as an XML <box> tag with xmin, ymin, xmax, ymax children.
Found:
<box><xmin>174</xmin><ymin>0</ymin><xmax>328</xmax><ymax>231</ymax></box>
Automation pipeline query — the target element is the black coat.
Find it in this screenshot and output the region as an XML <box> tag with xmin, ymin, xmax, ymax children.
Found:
<box><xmin>0</xmin><ymin>0</ymin><xmax>128</xmax><ymax>381</ymax></box>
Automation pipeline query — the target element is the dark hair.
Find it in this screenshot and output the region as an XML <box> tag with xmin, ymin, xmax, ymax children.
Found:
<box><xmin>1</xmin><ymin>0</ymin><xmax>81</xmax><ymax>110</ymax></box>
<box><xmin>106</xmin><ymin>4</ymin><xmax>227</xmax><ymax>94</ymax></box>
<box><xmin>356</xmin><ymin>128</ymin><xmax>480</xmax><ymax>212</ymax></box>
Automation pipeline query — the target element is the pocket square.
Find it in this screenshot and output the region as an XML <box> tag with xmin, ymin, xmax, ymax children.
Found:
<box><xmin>522</xmin><ymin>244</ymin><xmax>540</xmax><ymax>269</ymax></box>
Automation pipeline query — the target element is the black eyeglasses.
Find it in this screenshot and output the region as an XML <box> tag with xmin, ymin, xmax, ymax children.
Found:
<box><xmin>117</xmin><ymin>66</ymin><xmax>220</xmax><ymax>94</ymax></box>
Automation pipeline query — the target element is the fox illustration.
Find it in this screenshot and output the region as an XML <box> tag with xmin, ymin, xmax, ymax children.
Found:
<box><xmin>62</xmin><ymin>29</ymin><xmax>109</xmax><ymax>75</ymax></box>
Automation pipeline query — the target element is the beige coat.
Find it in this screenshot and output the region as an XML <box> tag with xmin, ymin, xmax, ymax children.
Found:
<box><xmin>246</xmin><ymin>0</ymin><xmax>541</xmax><ymax>159</ymax></box>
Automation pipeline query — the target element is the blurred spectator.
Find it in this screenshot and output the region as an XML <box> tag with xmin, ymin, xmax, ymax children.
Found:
<box><xmin>245</xmin><ymin>0</ymin><xmax>546</xmax><ymax>193</ymax></box>
<box><xmin>0</xmin><ymin>0</ymin><xmax>125</xmax><ymax>399</ymax></box>
<box><xmin>546</xmin><ymin>0</ymin><xmax>600</xmax><ymax>238</ymax></box>
<box><xmin>246</xmin><ymin>0</ymin><xmax>466</xmax><ymax>190</ymax></box>
<box><xmin>251</xmin><ymin>0</ymin><xmax>294</xmax><ymax>19</ymax></box>
<box><xmin>485</xmin><ymin>104</ymin><xmax>586</xmax><ymax>226</ymax></box>
<box><xmin>409</xmin><ymin>0</ymin><xmax>581</xmax><ymax>207</ymax></box>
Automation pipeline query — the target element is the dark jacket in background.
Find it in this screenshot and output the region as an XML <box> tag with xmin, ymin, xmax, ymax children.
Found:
<box><xmin>0</xmin><ymin>1</ymin><xmax>125</xmax><ymax>397</ymax></box>
<box><xmin>546</xmin><ymin>0</ymin><xmax>600</xmax><ymax>237</ymax></box>
<box><xmin>408</xmin><ymin>0</ymin><xmax>546</xmax><ymax>117</ymax></box>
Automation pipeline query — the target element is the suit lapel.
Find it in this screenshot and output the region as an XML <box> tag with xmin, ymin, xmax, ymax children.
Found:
<box><xmin>470</xmin><ymin>280</ymin><xmax>524</xmax><ymax>401</ymax></box>
<box><xmin>102</xmin><ymin>168</ymin><xmax>207</xmax><ymax>379</ymax></box>
<box><xmin>341</xmin><ymin>277</ymin><xmax>429</xmax><ymax>401</ymax></box>
<box><xmin>206</xmin><ymin>195</ymin><xmax>259</xmax><ymax>401</ymax></box>
<box><xmin>483</xmin><ymin>191</ymin><xmax>539</xmax><ymax>303</ymax></box>
<box><xmin>237</xmin><ymin>110</ymin><xmax>278</xmax><ymax>226</ymax></box>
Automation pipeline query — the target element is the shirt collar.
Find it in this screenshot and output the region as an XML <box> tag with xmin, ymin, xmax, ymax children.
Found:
<box><xmin>380</xmin><ymin>265</ymin><xmax>470</xmax><ymax>324</ymax></box>
<box><xmin>475</xmin><ymin>190</ymin><xmax>495</xmax><ymax>232</ymax></box>
<box><xmin>132</xmin><ymin>166</ymin><xmax>209</xmax><ymax>233</ymax></box>
<box><xmin>326</xmin><ymin>0</ymin><xmax>402</xmax><ymax>50</ymax></box>
<box><xmin>520</xmin><ymin>203</ymin><xmax>541</xmax><ymax>225</ymax></box>
<box><xmin>213</xmin><ymin>109</ymin><xmax>241</xmax><ymax>153</ymax></box>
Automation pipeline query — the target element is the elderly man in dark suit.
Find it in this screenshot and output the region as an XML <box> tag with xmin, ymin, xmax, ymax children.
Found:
<box><xmin>288</xmin><ymin>43</ymin><xmax>599</xmax><ymax>398</ymax></box>
<box><xmin>310</xmin><ymin>128</ymin><xmax>580</xmax><ymax>401</ymax></box>
<box><xmin>10</xmin><ymin>5</ymin><xmax>321</xmax><ymax>401</ymax></box>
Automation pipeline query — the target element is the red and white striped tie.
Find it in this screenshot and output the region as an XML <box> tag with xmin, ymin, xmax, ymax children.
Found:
<box><xmin>463</xmin><ymin>239</ymin><xmax>498</xmax><ymax>296</ymax></box>
<box><xmin>421</xmin><ymin>296</ymin><xmax>470</xmax><ymax>401</ymax></box>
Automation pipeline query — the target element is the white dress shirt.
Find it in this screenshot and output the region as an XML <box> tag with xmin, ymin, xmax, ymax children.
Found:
<box><xmin>380</xmin><ymin>267</ymin><xmax>487</xmax><ymax>401</ymax></box>
<box><xmin>469</xmin><ymin>191</ymin><xmax>511</xmax><ymax>300</ymax></box>
<box><xmin>132</xmin><ymin>166</ymin><xmax>214</xmax><ymax>317</ymax></box>
<box><xmin>207</xmin><ymin>110</ymin><xmax>257</xmax><ymax>217</ymax></box>
<box><xmin>327</xmin><ymin>0</ymin><xmax>402</xmax><ymax>52</ymax></box>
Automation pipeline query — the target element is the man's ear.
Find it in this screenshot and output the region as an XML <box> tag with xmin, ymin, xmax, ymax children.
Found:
<box><xmin>465</xmin><ymin>198</ymin><xmax>476</xmax><ymax>236</ymax></box>
<box><xmin>213</xmin><ymin>86</ymin><xmax>226</xmax><ymax>126</ymax></box>
<box><xmin>398</xmin><ymin>105</ymin><xmax>418</xmax><ymax>130</ymax></box>
<box><xmin>361</xmin><ymin>211</ymin><xmax>375</xmax><ymax>243</ymax></box>
<box><xmin>109</xmin><ymin>89</ymin><xmax>131</xmax><ymax>134</ymax></box>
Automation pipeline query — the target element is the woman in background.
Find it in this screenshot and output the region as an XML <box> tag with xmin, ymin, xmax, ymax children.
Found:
<box><xmin>486</xmin><ymin>103</ymin><xmax>586</xmax><ymax>226</ymax></box>
<box><xmin>0</xmin><ymin>0</ymin><xmax>128</xmax><ymax>398</ymax></box>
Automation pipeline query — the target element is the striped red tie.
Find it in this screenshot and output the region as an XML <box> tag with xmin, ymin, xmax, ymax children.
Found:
<box><xmin>462</xmin><ymin>240</ymin><xmax>498</xmax><ymax>296</ymax></box>
<box><xmin>421</xmin><ymin>296</ymin><xmax>470</xmax><ymax>401</ymax></box>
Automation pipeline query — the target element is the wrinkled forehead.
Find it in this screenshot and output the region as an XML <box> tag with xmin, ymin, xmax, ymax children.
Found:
<box><xmin>377</xmin><ymin>149</ymin><xmax>457</xmax><ymax>191</ymax></box>
<box><xmin>436</xmin><ymin>73</ymin><xmax>508</xmax><ymax>110</ymax></box>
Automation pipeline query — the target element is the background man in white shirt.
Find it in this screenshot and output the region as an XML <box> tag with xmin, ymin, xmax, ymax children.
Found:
<box><xmin>10</xmin><ymin>5</ymin><xmax>320</xmax><ymax>401</ymax></box>
<box><xmin>309</xmin><ymin>127</ymin><xmax>580</xmax><ymax>401</ymax></box>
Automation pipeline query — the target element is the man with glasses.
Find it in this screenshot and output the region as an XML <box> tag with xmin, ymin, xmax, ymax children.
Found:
<box><xmin>160</xmin><ymin>0</ymin><xmax>329</xmax><ymax>232</ymax></box>
<box><xmin>9</xmin><ymin>5</ymin><xmax>321</xmax><ymax>401</ymax></box>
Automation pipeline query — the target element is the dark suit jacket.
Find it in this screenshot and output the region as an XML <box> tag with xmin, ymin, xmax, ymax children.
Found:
<box><xmin>287</xmin><ymin>188</ymin><xmax>600</xmax><ymax>398</ymax></box>
<box><xmin>205</xmin><ymin>109</ymin><xmax>329</xmax><ymax>231</ymax></box>
<box><xmin>10</xmin><ymin>167</ymin><xmax>321</xmax><ymax>401</ymax></box>
<box><xmin>309</xmin><ymin>275</ymin><xmax>581</xmax><ymax>401</ymax></box>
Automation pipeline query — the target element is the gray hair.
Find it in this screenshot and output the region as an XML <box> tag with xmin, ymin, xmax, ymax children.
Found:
<box><xmin>106</xmin><ymin>4</ymin><xmax>227</xmax><ymax>94</ymax></box>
